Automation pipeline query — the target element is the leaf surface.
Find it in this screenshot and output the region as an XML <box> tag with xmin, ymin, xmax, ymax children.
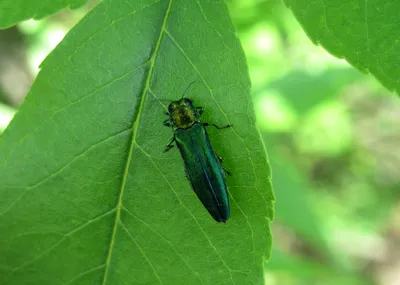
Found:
<box><xmin>283</xmin><ymin>0</ymin><xmax>400</xmax><ymax>94</ymax></box>
<box><xmin>0</xmin><ymin>0</ymin><xmax>88</xmax><ymax>28</ymax></box>
<box><xmin>0</xmin><ymin>0</ymin><xmax>274</xmax><ymax>284</ymax></box>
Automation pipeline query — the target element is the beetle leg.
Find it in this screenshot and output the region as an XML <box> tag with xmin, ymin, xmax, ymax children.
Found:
<box><xmin>163</xmin><ymin>119</ymin><xmax>171</xmax><ymax>127</ymax></box>
<box><xmin>164</xmin><ymin>137</ymin><xmax>175</xmax><ymax>152</ymax></box>
<box><xmin>216</xmin><ymin>154</ymin><xmax>232</xmax><ymax>176</ymax></box>
<box><xmin>184</xmin><ymin>169</ymin><xmax>190</xmax><ymax>180</ymax></box>
<box><xmin>196</xmin><ymin>107</ymin><xmax>204</xmax><ymax>116</ymax></box>
<box><xmin>203</xmin><ymin>123</ymin><xmax>233</xmax><ymax>130</ymax></box>
<box><xmin>223</xmin><ymin>168</ymin><xmax>232</xmax><ymax>176</ymax></box>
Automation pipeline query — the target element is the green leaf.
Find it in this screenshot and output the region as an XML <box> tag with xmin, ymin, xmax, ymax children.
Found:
<box><xmin>283</xmin><ymin>0</ymin><xmax>400</xmax><ymax>94</ymax></box>
<box><xmin>0</xmin><ymin>0</ymin><xmax>88</xmax><ymax>28</ymax></box>
<box><xmin>261</xmin><ymin>67</ymin><xmax>362</xmax><ymax>114</ymax></box>
<box><xmin>0</xmin><ymin>0</ymin><xmax>274</xmax><ymax>284</ymax></box>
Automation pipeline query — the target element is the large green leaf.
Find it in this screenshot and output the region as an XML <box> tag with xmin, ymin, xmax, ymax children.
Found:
<box><xmin>0</xmin><ymin>0</ymin><xmax>89</xmax><ymax>29</ymax></box>
<box><xmin>283</xmin><ymin>0</ymin><xmax>400</xmax><ymax>94</ymax></box>
<box><xmin>0</xmin><ymin>0</ymin><xmax>274</xmax><ymax>284</ymax></box>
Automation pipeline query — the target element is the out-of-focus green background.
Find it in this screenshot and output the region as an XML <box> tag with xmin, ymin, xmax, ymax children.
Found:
<box><xmin>0</xmin><ymin>1</ymin><xmax>399</xmax><ymax>284</ymax></box>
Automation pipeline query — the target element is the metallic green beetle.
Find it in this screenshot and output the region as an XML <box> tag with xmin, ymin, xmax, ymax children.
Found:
<box><xmin>163</xmin><ymin>93</ymin><xmax>232</xmax><ymax>223</ymax></box>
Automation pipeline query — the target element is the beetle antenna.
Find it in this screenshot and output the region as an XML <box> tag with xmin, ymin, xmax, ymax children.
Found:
<box><xmin>181</xmin><ymin>81</ymin><xmax>196</xmax><ymax>99</ymax></box>
<box><xmin>149</xmin><ymin>89</ymin><xmax>171</xmax><ymax>103</ymax></box>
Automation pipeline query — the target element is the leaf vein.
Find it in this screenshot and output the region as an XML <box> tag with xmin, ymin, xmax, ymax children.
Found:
<box><xmin>121</xmin><ymin>206</ymin><xmax>205</xmax><ymax>285</ymax></box>
<box><xmin>101</xmin><ymin>1</ymin><xmax>174</xmax><ymax>284</ymax></box>
<box><xmin>62</xmin><ymin>0</ymin><xmax>162</xmax><ymax>66</ymax></box>
<box><xmin>119</xmin><ymin>221</ymin><xmax>164</xmax><ymax>285</ymax></box>
<box><xmin>61</xmin><ymin>264</ymin><xmax>106</xmax><ymax>285</ymax></box>
<box><xmin>10</xmin><ymin>208</ymin><xmax>116</xmax><ymax>273</ymax></box>
<box><xmin>0</xmin><ymin>128</ymin><xmax>131</xmax><ymax>218</ymax></box>
<box><xmin>2</xmin><ymin>59</ymin><xmax>149</xmax><ymax>171</ymax></box>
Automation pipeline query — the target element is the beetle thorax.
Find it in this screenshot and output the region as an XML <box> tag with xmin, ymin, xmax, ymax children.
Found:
<box><xmin>171</xmin><ymin>107</ymin><xmax>199</xmax><ymax>129</ymax></box>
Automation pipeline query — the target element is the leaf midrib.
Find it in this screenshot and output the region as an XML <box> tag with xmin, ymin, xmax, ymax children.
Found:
<box><xmin>101</xmin><ymin>0</ymin><xmax>173</xmax><ymax>284</ymax></box>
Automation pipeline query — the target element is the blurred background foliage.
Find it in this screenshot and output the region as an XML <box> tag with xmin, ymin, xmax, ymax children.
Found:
<box><xmin>0</xmin><ymin>0</ymin><xmax>399</xmax><ymax>284</ymax></box>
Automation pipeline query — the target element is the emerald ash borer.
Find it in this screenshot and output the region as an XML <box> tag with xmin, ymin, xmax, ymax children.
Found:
<box><xmin>163</xmin><ymin>85</ymin><xmax>232</xmax><ymax>223</ymax></box>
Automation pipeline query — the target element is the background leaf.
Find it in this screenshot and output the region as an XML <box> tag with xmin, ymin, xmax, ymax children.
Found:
<box><xmin>0</xmin><ymin>0</ymin><xmax>89</xmax><ymax>29</ymax></box>
<box><xmin>0</xmin><ymin>0</ymin><xmax>274</xmax><ymax>284</ymax></box>
<box><xmin>283</xmin><ymin>0</ymin><xmax>400</xmax><ymax>94</ymax></box>
<box><xmin>257</xmin><ymin>68</ymin><xmax>362</xmax><ymax>114</ymax></box>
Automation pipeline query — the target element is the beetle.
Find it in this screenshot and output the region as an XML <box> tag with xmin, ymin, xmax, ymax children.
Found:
<box><xmin>163</xmin><ymin>86</ymin><xmax>232</xmax><ymax>223</ymax></box>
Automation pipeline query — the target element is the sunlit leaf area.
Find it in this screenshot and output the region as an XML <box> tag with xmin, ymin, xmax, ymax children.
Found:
<box><xmin>0</xmin><ymin>0</ymin><xmax>399</xmax><ymax>284</ymax></box>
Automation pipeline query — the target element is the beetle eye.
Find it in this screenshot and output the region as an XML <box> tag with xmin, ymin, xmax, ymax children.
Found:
<box><xmin>183</xmin><ymin>98</ymin><xmax>192</xmax><ymax>106</ymax></box>
<box><xmin>168</xmin><ymin>103</ymin><xmax>177</xmax><ymax>113</ymax></box>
